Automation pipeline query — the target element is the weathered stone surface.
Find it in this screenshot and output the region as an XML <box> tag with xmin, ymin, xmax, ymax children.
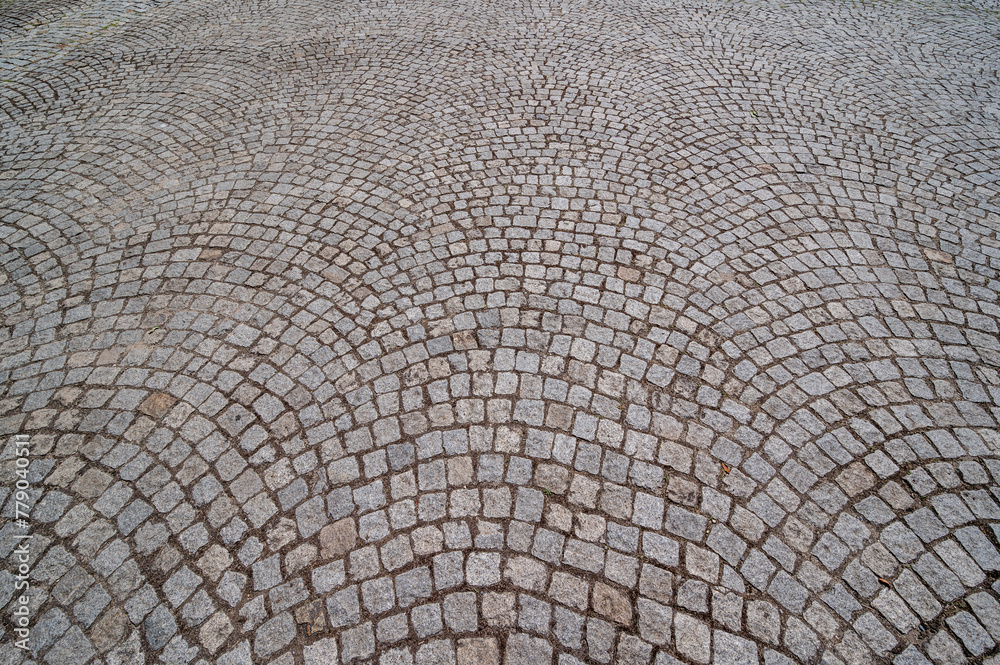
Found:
<box><xmin>591</xmin><ymin>582</ymin><xmax>632</xmax><ymax>625</ymax></box>
<box><xmin>320</xmin><ymin>518</ymin><xmax>358</xmax><ymax>559</ymax></box>
<box><xmin>6</xmin><ymin>2</ymin><xmax>1000</xmax><ymax>664</ymax></box>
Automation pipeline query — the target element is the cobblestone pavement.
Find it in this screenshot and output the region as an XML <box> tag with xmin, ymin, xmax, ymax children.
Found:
<box><xmin>2</xmin><ymin>0</ymin><xmax>1000</xmax><ymax>663</ymax></box>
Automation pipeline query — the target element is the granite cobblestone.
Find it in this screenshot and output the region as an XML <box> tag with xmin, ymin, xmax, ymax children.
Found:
<box><xmin>2</xmin><ymin>0</ymin><xmax>1000</xmax><ymax>662</ymax></box>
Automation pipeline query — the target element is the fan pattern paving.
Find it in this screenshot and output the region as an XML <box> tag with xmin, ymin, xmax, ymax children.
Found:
<box><xmin>2</xmin><ymin>0</ymin><xmax>1000</xmax><ymax>663</ymax></box>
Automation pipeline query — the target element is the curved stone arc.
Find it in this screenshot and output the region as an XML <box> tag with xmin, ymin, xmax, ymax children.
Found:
<box><xmin>3</xmin><ymin>0</ymin><xmax>1000</xmax><ymax>663</ymax></box>
<box><xmin>14</xmin><ymin>277</ymin><xmax>995</xmax><ymax>488</ymax></box>
<box><xmin>0</xmin><ymin>198</ymin><xmax>96</xmax><ymax>263</ymax></box>
<box><xmin>45</xmin><ymin>137</ymin><xmax>984</xmax><ymax>304</ymax></box>
<box><xmin>3</xmin><ymin>5</ymin><xmax>996</xmax><ymax>260</ymax></box>
<box><xmin>3</xmin><ymin>0</ymin><xmax>998</xmax><ymax>141</ymax></box>
<box><xmin>19</xmin><ymin>304</ymin><xmax>988</xmax><ymax>660</ymax></box>
<box><xmin>86</xmin><ymin>110</ymin><xmax>992</xmax><ymax>248</ymax></box>
<box><xmin>0</xmin><ymin>241</ymin><xmax>51</xmax><ymax>315</ymax></box>
<box><xmin>775</xmin><ymin>450</ymin><xmax>1000</xmax><ymax>662</ymax></box>
<box><xmin>17</xmin><ymin>262</ymin><xmax>1000</xmax><ymax>660</ymax></box>
<box><xmin>7</xmin><ymin>213</ymin><xmax>1000</xmax><ymax>446</ymax></box>
<box><xmin>3</xmin><ymin>205</ymin><xmax>996</xmax><ymax>436</ymax></box>
<box><xmin>3</xmin><ymin>119</ymin><xmax>992</xmax><ymax>360</ymax></box>
<box><xmin>19</xmin><ymin>370</ymin><xmax>996</xmax><ymax>656</ymax></box>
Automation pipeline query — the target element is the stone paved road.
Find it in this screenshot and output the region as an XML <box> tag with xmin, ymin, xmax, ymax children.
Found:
<box><xmin>2</xmin><ymin>0</ymin><xmax>1000</xmax><ymax>663</ymax></box>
